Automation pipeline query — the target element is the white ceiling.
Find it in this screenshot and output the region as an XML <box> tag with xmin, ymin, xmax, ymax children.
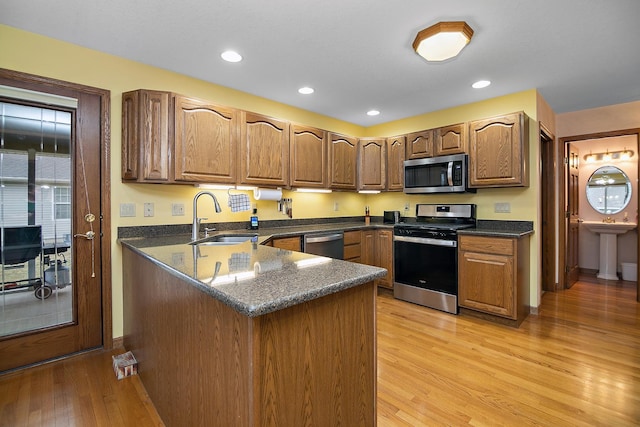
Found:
<box><xmin>2</xmin><ymin>0</ymin><xmax>640</xmax><ymax>126</ymax></box>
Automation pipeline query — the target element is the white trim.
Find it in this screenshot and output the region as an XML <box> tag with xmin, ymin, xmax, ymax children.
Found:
<box><xmin>0</xmin><ymin>85</ymin><xmax>78</xmax><ymax>108</ymax></box>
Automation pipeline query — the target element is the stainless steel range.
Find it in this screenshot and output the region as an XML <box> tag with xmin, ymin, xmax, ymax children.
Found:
<box><xmin>393</xmin><ymin>203</ymin><xmax>476</xmax><ymax>314</ymax></box>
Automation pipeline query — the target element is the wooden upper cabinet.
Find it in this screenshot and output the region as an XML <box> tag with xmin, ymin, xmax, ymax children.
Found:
<box><xmin>239</xmin><ymin>112</ymin><xmax>290</xmax><ymax>187</ymax></box>
<box><xmin>435</xmin><ymin>123</ymin><xmax>467</xmax><ymax>156</ymax></box>
<box><xmin>358</xmin><ymin>138</ymin><xmax>386</xmax><ymax>190</ymax></box>
<box><xmin>173</xmin><ymin>96</ymin><xmax>238</xmax><ymax>183</ymax></box>
<box><xmin>386</xmin><ymin>135</ymin><xmax>405</xmax><ymax>191</ymax></box>
<box><xmin>405</xmin><ymin>129</ymin><xmax>434</xmax><ymax>159</ymax></box>
<box><xmin>290</xmin><ymin>124</ymin><xmax>327</xmax><ymax>188</ymax></box>
<box><xmin>468</xmin><ymin>112</ymin><xmax>529</xmax><ymax>188</ymax></box>
<box><xmin>122</xmin><ymin>89</ymin><xmax>171</xmax><ymax>182</ymax></box>
<box><xmin>328</xmin><ymin>133</ymin><xmax>358</xmax><ymax>190</ymax></box>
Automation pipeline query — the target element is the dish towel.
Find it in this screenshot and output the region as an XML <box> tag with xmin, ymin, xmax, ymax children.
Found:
<box><xmin>228</xmin><ymin>193</ymin><xmax>251</xmax><ymax>212</ymax></box>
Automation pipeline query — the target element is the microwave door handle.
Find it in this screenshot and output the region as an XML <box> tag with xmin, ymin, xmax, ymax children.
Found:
<box><xmin>447</xmin><ymin>161</ymin><xmax>454</xmax><ymax>186</ymax></box>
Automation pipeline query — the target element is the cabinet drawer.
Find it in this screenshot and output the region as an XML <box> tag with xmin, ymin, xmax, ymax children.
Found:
<box><xmin>344</xmin><ymin>244</ymin><xmax>361</xmax><ymax>261</ymax></box>
<box><xmin>459</xmin><ymin>235</ymin><xmax>514</xmax><ymax>256</ymax></box>
<box><xmin>271</xmin><ymin>236</ymin><xmax>301</xmax><ymax>252</ymax></box>
<box><xmin>343</xmin><ymin>230</ymin><xmax>361</xmax><ymax>245</ymax></box>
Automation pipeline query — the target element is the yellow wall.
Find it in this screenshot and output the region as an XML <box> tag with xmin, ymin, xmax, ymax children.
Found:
<box><xmin>1</xmin><ymin>24</ymin><xmax>542</xmax><ymax>338</ymax></box>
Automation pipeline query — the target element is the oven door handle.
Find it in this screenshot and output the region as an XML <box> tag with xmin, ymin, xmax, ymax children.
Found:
<box><xmin>394</xmin><ymin>235</ymin><xmax>457</xmax><ymax>247</ymax></box>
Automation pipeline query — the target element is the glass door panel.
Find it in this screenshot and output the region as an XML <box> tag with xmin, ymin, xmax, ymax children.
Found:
<box><xmin>0</xmin><ymin>101</ymin><xmax>73</xmax><ymax>338</ymax></box>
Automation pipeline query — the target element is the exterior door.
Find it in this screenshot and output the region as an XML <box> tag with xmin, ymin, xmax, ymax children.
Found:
<box><xmin>0</xmin><ymin>70</ymin><xmax>109</xmax><ymax>372</ymax></box>
<box><xmin>566</xmin><ymin>143</ymin><xmax>580</xmax><ymax>288</ymax></box>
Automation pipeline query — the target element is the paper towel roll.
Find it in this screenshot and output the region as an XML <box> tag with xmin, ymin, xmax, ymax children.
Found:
<box><xmin>254</xmin><ymin>259</ymin><xmax>283</xmax><ymax>274</ymax></box>
<box><xmin>253</xmin><ymin>188</ymin><xmax>282</xmax><ymax>201</ymax></box>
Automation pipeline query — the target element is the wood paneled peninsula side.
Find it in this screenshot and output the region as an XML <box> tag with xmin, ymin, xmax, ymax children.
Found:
<box><xmin>120</xmin><ymin>234</ymin><xmax>385</xmax><ymax>426</ymax></box>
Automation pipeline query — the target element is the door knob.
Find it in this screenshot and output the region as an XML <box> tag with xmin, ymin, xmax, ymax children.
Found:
<box><xmin>74</xmin><ymin>231</ymin><xmax>96</xmax><ymax>240</ymax></box>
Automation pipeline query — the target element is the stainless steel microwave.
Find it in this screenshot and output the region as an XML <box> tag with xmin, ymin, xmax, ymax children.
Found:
<box><xmin>403</xmin><ymin>153</ymin><xmax>475</xmax><ymax>194</ymax></box>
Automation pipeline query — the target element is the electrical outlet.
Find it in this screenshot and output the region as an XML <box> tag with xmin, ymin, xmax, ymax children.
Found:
<box><xmin>334</xmin><ymin>202</ymin><xmax>339</xmax><ymax>211</ymax></box>
<box><xmin>494</xmin><ymin>202</ymin><xmax>511</xmax><ymax>213</ymax></box>
<box><xmin>144</xmin><ymin>202</ymin><xmax>154</xmax><ymax>217</ymax></box>
<box><xmin>120</xmin><ymin>203</ymin><xmax>136</xmax><ymax>217</ymax></box>
<box><xmin>404</xmin><ymin>202</ymin><xmax>410</xmax><ymax>211</ymax></box>
<box><xmin>172</xmin><ymin>203</ymin><xmax>185</xmax><ymax>216</ymax></box>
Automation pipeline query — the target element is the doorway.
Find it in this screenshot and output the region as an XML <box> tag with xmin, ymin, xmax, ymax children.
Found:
<box><xmin>559</xmin><ymin>129</ymin><xmax>640</xmax><ymax>301</ymax></box>
<box><xmin>0</xmin><ymin>69</ymin><xmax>111</xmax><ymax>372</ymax></box>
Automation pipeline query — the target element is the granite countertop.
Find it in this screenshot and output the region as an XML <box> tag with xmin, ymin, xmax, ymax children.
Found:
<box><xmin>120</xmin><ymin>229</ymin><xmax>387</xmax><ymax>317</ymax></box>
<box><xmin>457</xmin><ymin>219</ymin><xmax>534</xmax><ymax>238</ymax></box>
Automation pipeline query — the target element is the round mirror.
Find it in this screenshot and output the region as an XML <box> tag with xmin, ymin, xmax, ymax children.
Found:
<box><xmin>586</xmin><ymin>166</ymin><xmax>632</xmax><ymax>214</ymax></box>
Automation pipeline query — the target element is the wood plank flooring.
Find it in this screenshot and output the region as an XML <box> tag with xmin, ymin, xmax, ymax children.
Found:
<box><xmin>377</xmin><ymin>278</ymin><xmax>640</xmax><ymax>426</ymax></box>
<box><xmin>0</xmin><ymin>277</ymin><xmax>638</xmax><ymax>426</ymax></box>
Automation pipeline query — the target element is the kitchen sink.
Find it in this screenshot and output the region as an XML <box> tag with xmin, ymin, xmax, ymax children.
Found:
<box><xmin>190</xmin><ymin>233</ymin><xmax>258</xmax><ymax>246</ymax></box>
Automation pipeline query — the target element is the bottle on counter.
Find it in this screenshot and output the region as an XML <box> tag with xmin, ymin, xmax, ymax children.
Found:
<box><xmin>365</xmin><ymin>206</ymin><xmax>370</xmax><ymax>225</ymax></box>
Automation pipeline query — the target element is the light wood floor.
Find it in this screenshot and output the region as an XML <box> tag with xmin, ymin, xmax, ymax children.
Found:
<box><xmin>0</xmin><ymin>278</ymin><xmax>638</xmax><ymax>426</ymax></box>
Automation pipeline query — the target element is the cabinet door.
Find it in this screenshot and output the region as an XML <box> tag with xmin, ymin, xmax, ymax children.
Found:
<box><xmin>435</xmin><ymin>123</ymin><xmax>467</xmax><ymax>156</ymax></box>
<box><xmin>361</xmin><ymin>230</ymin><xmax>375</xmax><ymax>266</ymax></box>
<box><xmin>405</xmin><ymin>129</ymin><xmax>434</xmax><ymax>160</ymax></box>
<box><xmin>458</xmin><ymin>250</ymin><xmax>515</xmax><ymax>318</ymax></box>
<box><xmin>240</xmin><ymin>112</ymin><xmax>290</xmax><ymax>187</ymax></box>
<box><xmin>174</xmin><ymin>96</ymin><xmax>238</xmax><ymax>183</ymax></box>
<box><xmin>468</xmin><ymin>112</ymin><xmax>528</xmax><ymax>188</ymax></box>
<box><xmin>386</xmin><ymin>136</ymin><xmax>405</xmax><ymax>191</ymax></box>
<box><xmin>328</xmin><ymin>133</ymin><xmax>358</xmax><ymax>190</ymax></box>
<box><xmin>290</xmin><ymin>124</ymin><xmax>327</xmax><ymax>188</ymax></box>
<box><xmin>358</xmin><ymin>138</ymin><xmax>386</xmax><ymax>190</ymax></box>
<box><xmin>375</xmin><ymin>229</ymin><xmax>394</xmax><ymax>289</ymax></box>
<box><xmin>121</xmin><ymin>90</ymin><xmax>171</xmax><ymax>182</ymax></box>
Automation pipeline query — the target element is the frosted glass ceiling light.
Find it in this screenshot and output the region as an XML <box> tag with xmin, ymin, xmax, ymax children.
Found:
<box><xmin>221</xmin><ymin>50</ymin><xmax>242</xmax><ymax>63</ymax></box>
<box><xmin>413</xmin><ymin>21</ymin><xmax>474</xmax><ymax>62</ymax></box>
<box><xmin>298</xmin><ymin>87</ymin><xmax>314</xmax><ymax>94</ymax></box>
<box><xmin>366</xmin><ymin>110</ymin><xmax>380</xmax><ymax>116</ymax></box>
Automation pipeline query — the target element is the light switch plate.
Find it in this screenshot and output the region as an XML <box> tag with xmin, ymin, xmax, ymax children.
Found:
<box><xmin>120</xmin><ymin>203</ymin><xmax>136</xmax><ymax>217</ymax></box>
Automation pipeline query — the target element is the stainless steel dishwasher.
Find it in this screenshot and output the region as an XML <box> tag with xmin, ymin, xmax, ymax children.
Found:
<box><xmin>303</xmin><ymin>232</ymin><xmax>344</xmax><ymax>259</ymax></box>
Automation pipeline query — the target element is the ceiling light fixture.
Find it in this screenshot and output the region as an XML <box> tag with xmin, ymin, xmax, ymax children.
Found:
<box><xmin>366</xmin><ymin>110</ymin><xmax>380</xmax><ymax>116</ymax></box>
<box><xmin>221</xmin><ymin>50</ymin><xmax>242</xmax><ymax>63</ymax></box>
<box><xmin>472</xmin><ymin>80</ymin><xmax>491</xmax><ymax>89</ymax></box>
<box><xmin>413</xmin><ymin>21</ymin><xmax>474</xmax><ymax>62</ymax></box>
<box><xmin>298</xmin><ymin>87</ymin><xmax>314</xmax><ymax>95</ymax></box>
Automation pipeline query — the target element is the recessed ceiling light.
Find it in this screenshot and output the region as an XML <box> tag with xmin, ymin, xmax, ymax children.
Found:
<box><xmin>367</xmin><ymin>110</ymin><xmax>380</xmax><ymax>116</ymax></box>
<box><xmin>298</xmin><ymin>87</ymin><xmax>314</xmax><ymax>95</ymax></box>
<box><xmin>221</xmin><ymin>50</ymin><xmax>242</xmax><ymax>63</ymax></box>
<box><xmin>472</xmin><ymin>80</ymin><xmax>491</xmax><ymax>89</ymax></box>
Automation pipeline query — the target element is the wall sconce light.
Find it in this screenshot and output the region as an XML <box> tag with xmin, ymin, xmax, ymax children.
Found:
<box><xmin>413</xmin><ymin>21</ymin><xmax>474</xmax><ymax>62</ymax></box>
<box><xmin>584</xmin><ymin>148</ymin><xmax>634</xmax><ymax>163</ymax></box>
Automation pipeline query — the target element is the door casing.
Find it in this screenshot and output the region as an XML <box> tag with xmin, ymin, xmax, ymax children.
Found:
<box><xmin>0</xmin><ymin>68</ymin><xmax>112</xmax><ymax>369</ymax></box>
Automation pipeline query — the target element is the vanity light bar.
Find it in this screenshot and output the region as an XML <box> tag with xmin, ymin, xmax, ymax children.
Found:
<box><xmin>584</xmin><ymin>149</ymin><xmax>634</xmax><ymax>163</ymax></box>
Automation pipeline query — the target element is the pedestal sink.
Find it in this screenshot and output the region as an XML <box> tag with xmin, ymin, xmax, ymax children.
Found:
<box><xmin>583</xmin><ymin>221</ymin><xmax>637</xmax><ymax>280</ymax></box>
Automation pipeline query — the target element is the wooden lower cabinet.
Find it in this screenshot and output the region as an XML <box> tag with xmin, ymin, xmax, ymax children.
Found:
<box><xmin>343</xmin><ymin>230</ymin><xmax>362</xmax><ymax>262</ymax></box>
<box><xmin>123</xmin><ymin>246</ymin><xmax>376</xmax><ymax>427</ymax></box>
<box><xmin>361</xmin><ymin>228</ymin><xmax>394</xmax><ymax>289</ymax></box>
<box><xmin>458</xmin><ymin>234</ymin><xmax>530</xmax><ymax>326</ymax></box>
<box><xmin>268</xmin><ymin>236</ymin><xmax>301</xmax><ymax>251</ymax></box>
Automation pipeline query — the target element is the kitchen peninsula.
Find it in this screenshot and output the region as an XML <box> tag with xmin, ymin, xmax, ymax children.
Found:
<box><xmin>120</xmin><ymin>233</ymin><xmax>385</xmax><ymax>426</ymax></box>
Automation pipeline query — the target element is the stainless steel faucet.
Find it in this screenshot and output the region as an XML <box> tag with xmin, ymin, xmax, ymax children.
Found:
<box><xmin>192</xmin><ymin>191</ymin><xmax>222</xmax><ymax>241</ymax></box>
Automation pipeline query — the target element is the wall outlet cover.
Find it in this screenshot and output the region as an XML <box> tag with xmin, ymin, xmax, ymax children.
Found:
<box><xmin>143</xmin><ymin>202</ymin><xmax>154</xmax><ymax>217</ymax></box>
